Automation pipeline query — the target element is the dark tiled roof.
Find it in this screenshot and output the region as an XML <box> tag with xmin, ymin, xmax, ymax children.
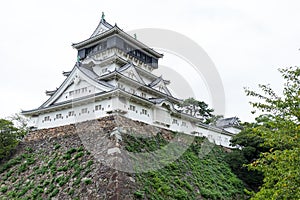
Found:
<box><xmin>90</xmin><ymin>19</ymin><xmax>114</xmax><ymax>38</ymax></box>
<box><xmin>148</xmin><ymin>98</ymin><xmax>166</xmax><ymax>104</ymax></box>
<box><xmin>77</xmin><ymin>65</ymin><xmax>114</xmax><ymax>88</ymax></box>
<box><xmin>45</xmin><ymin>90</ymin><xmax>57</xmax><ymax>96</ymax></box>
<box><xmin>148</xmin><ymin>76</ymin><xmax>163</xmax><ymax>87</ymax></box>
<box><xmin>62</xmin><ymin>71</ymin><xmax>71</xmax><ymax>76</ymax></box>
<box><xmin>215</xmin><ymin>117</ymin><xmax>240</xmax><ymax>128</ymax></box>
<box><xmin>117</xmin><ymin>63</ymin><xmax>131</xmax><ymax>72</ymax></box>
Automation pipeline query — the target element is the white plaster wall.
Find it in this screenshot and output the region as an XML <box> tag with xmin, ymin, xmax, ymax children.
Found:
<box><xmin>195</xmin><ymin>126</ymin><xmax>232</xmax><ymax>148</ymax></box>
<box><xmin>123</xmin><ymin>100</ymin><xmax>152</xmax><ymax>124</ymax></box>
<box><xmin>169</xmin><ymin>117</ymin><xmax>194</xmax><ymax>133</ymax></box>
<box><xmin>55</xmin><ymin>81</ymin><xmax>101</xmax><ymax>104</ymax></box>
<box><xmin>33</xmin><ymin>95</ymin><xmax>234</xmax><ymax>148</ymax></box>
<box><xmin>224</xmin><ymin>127</ymin><xmax>241</xmax><ymax>134</ymax></box>
<box><xmin>36</xmin><ymin>99</ymin><xmax>112</xmax><ymax>129</ymax></box>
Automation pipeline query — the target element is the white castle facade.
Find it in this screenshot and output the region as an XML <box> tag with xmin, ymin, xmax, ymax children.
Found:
<box><xmin>22</xmin><ymin>15</ymin><xmax>241</xmax><ymax>148</ymax></box>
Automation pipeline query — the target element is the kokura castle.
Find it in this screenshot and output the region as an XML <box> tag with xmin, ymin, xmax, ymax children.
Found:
<box><xmin>22</xmin><ymin>14</ymin><xmax>241</xmax><ymax>148</ymax></box>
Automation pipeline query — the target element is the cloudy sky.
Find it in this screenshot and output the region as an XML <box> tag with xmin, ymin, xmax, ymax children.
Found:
<box><xmin>1</xmin><ymin>0</ymin><xmax>300</xmax><ymax>122</ymax></box>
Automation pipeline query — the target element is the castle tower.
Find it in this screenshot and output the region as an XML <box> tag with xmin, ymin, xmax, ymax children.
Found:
<box><xmin>22</xmin><ymin>14</ymin><xmax>197</xmax><ymax>133</ymax></box>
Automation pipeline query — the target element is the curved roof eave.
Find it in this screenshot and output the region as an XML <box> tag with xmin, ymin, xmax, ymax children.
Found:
<box><xmin>72</xmin><ymin>26</ymin><xmax>163</xmax><ymax>59</ymax></box>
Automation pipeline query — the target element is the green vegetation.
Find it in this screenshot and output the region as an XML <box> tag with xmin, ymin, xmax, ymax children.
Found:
<box><xmin>228</xmin><ymin>66</ymin><xmax>300</xmax><ymax>199</ymax></box>
<box><xmin>123</xmin><ymin>134</ymin><xmax>246</xmax><ymax>199</ymax></box>
<box><xmin>0</xmin><ymin>145</ymin><xmax>93</xmax><ymax>199</ymax></box>
<box><xmin>181</xmin><ymin>98</ymin><xmax>217</xmax><ymax>124</ymax></box>
<box><xmin>0</xmin><ymin>128</ymin><xmax>247</xmax><ymax>199</ymax></box>
<box><xmin>0</xmin><ymin>119</ymin><xmax>26</xmax><ymax>161</ymax></box>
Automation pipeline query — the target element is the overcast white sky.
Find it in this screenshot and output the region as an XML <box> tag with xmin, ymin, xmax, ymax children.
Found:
<box><xmin>1</xmin><ymin>0</ymin><xmax>300</xmax><ymax>122</ymax></box>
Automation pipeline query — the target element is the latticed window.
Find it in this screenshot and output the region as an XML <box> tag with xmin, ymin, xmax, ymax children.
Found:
<box><xmin>81</xmin><ymin>108</ymin><xmax>88</xmax><ymax>114</ymax></box>
<box><xmin>95</xmin><ymin>105</ymin><xmax>102</xmax><ymax>111</ymax></box>
<box><xmin>56</xmin><ymin>114</ymin><xmax>62</xmax><ymax>119</ymax></box>
<box><xmin>142</xmin><ymin>109</ymin><xmax>147</xmax><ymax>115</ymax></box>
<box><xmin>130</xmin><ymin>105</ymin><xmax>135</xmax><ymax>111</ymax></box>
<box><xmin>68</xmin><ymin>111</ymin><xmax>75</xmax><ymax>116</ymax></box>
<box><xmin>172</xmin><ymin>119</ymin><xmax>178</xmax><ymax>124</ymax></box>
<box><xmin>81</xmin><ymin>87</ymin><xmax>87</xmax><ymax>93</ymax></box>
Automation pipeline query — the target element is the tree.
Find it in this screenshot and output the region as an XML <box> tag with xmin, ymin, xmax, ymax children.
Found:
<box><xmin>181</xmin><ymin>98</ymin><xmax>214</xmax><ymax>124</ymax></box>
<box><xmin>8</xmin><ymin>113</ymin><xmax>29</xmax><ymax>133</ymax></box>
<box><xmin>0</xmin><ymin>118</ymin><xmax>25</xmax><ymax>161</ymax></box>
<box><xmin>226</xmin><ymin>116</ymin><xmax>269</xmax><ymax>191</ymax></box>
<box><xmin>242</xmin><ymin>66</ymin><xmax>300</xmax><ymax>199</ymax></box>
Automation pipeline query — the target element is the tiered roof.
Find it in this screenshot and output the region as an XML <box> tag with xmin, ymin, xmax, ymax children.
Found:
<box><xmin>22</xmin><ymin>16</ymin><xmax>180</xmax><ymax>116</ymax></box>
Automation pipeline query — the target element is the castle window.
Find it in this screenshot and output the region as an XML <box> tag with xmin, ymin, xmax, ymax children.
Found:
<box><xmin>69</xmin><ymin>91</ymin><xmax>74</xmax><ymax>96</ymax></box>
<box><xmin>95</xmin><ymin>105</ymin><xmax>102</xmax><ymax>111</ymax></box>
<box><xmin>181</xmin><ymin>122</ymin><xmax>186</xmax><ymax>127</ymax></box>
<box><xmin>81</xmin><ymin>87</ymin><xmax>87</xmax><ymax>93</ymax></box>
<box><xmin>129</xmin><ymin>105</ymin><xmax>135</xmax><ymax>111</ymax></box>
<box><xmin>75</xmin><ymin>89</ymin><xmax>80</xmax><ymax>94</ymax></box>
<box><xmin>141</xmin><ymin>54</ymin><xmax>146</xmax><ymax>61</ymax></box>
<box><xmin>102</xmin><ymin>68</ymin><xmax>108</xmax><ymax>73</ymax></box>
<box><xmin>141</xmin><ymin>109</ymin><xmax>147</xmax><ymax>115</ymax></box>
<box><xmin>141</xmin><ymin>92</ymin><xmax>146</xmax><ymax>98</ymax></box>
<box><xmin>172</xmin><ymin>119</ymin><xmax>178</xmax><ymax>124</ymax></box>
<box><xmin>56</xmin><ymin>114</ymin><xmax>62</xmax><ymax>119</ymax></box>
<box><xmin>81</xmin><ymin>108</ymin><xmax>88</xmax><ymax>114</ymax></box>
<box><xmin>44</xmin><ymin>116</ymin><xmax>50</xmax><ymax>121</ymax></box>
<box><xmin>117</xmin><ymin>83</ymin><xmax>124</xmax><ymax>89</ymax></box>
<box><xmin>68</xmin><ymin>111</ymin><xmax>75</xmax><ymax>116</ymax></box>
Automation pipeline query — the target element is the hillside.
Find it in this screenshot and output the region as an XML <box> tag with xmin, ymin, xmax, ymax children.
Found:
<box><xmin>0</xmin><ymin>116</ymin><xmax>247</xmax><ymax>199</ymax></box>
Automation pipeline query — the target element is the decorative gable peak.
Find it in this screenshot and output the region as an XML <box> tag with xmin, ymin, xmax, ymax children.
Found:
<box><xmin>117</xmin><ymin>63</ymin><xmax>145</xmax><ymax>84</ymax></box>
<box><xmin>90</xmin><ymin>12</ymin><xmax>114</xmax><ymax>38</ymax></box>
<box><xmin>148</xmin><ymin>76</ymin><xmax>170</xmax><ymax>87</ymax></box>
<box><xmin>215</xmin><ymin>117</ymin><xmax>241</xmax><ymax>128</ymax></box>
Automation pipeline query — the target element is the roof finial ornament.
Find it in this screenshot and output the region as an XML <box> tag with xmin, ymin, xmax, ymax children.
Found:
<box><xmin>134</xmin><ymin>33</ymin><xmax>137</xmax><ymax>39</ymax></box>
<box><xmin>101</xmin><ymin>12</ymin><xmax>105</xmax><ymax>20</ymax></box>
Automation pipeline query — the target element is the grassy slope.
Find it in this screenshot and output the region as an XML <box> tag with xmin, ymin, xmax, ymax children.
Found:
<box><xmin>124</xmin><ymin>134</ymin><xmax>246</xmax><ymax>200</ymax></box>
<box><xmin>0</xmin><ymin>129</ymin><xmax>246</xmax><ymax>199</ymax></box>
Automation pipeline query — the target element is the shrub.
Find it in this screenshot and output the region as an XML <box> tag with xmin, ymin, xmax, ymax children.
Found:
<box><xmin>0</xmin><ymin>186</ymin><xmax>8</xmax><ymax>193</ymax></box>
<box><xmin>134</xmin><ymin>190</ymin><xmax>144</xmax><ymax>198</ymax></box>
<box><xmin>63</xmin><ymin>153</ymin><xmax>71</xmax><ymax>160</ymax></box>
<box><xmin>50</xmin><ymin>188</ymin><xmax>59</xmax><ymax>198</ymax></box>
<box><xmin>68</xmin><ymin>188</ymin><xmax>75</xmax><ymax>196</ymax></box>
<box><xmin>25</xmin><ymin>147</ymin><xmax>33</xmax><ymax>153</ymax></box>
<box><xmin>57</xmin><ymin>165</ymin><xmax>68</xmax><ymax>172</ymax></box>
<box><xmin>18</xmin><ymin>163</ymin><xmax>28</xmax><ymax>173</ymax></box>
<box><xmin>53</xmin><ymin>143</ymin><xmax>61</xmax><ymax>150</ymax></box>
<box><xmin>0</xmin><ymin>119</ymin><xmax>25</xmax><ymax>161</ymax></box>
<box><xmin>66</xmin><ymin>148</ymin><xmax>77</xmax><ymax>154</ymax></box>
<box><xmin>83</xmin><ymin>178</ymin><xmax>92</xmax><ymax>185</ymax></box>
<box><xmin>74</xmin><ymin>152</ymin><xmax>84</xmax><ymax>159</ymax></box>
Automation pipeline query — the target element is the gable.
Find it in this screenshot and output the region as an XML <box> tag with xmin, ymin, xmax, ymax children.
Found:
<box><xmin>40</xmin><ymin>66</ymin><xmax>113</xmax><ymax>108</ymax></box>
<box><xmin>118</xmin><ymin>65</ymin><xmax>145</xmax><ymax>84</ymax></box>
<box><xmin>53</xmin><ymin>80</ymin><xmax>104</xmax><ymax>105</ymax></box>
<box><xmin>90</xmin><ymin>19</ymin><xmax>113</xmax><ymax>38</ymax></box>
<box><xmin>153</xmin><ymin>81</ymin><xmax>172</xmax><ymax>96</ymax></box>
